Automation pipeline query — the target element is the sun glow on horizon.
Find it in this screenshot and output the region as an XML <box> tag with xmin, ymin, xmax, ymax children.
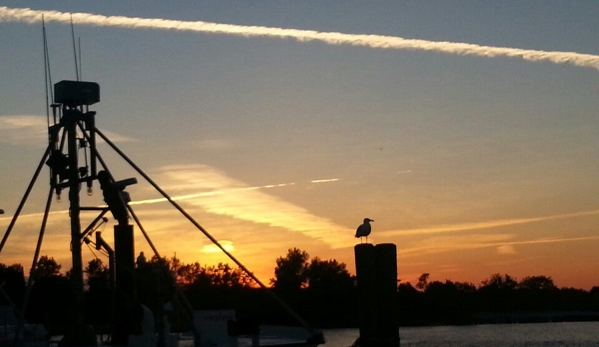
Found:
<box><xmin>201</xmin><ymin>240</ymin><xmax>235</xmax><ymax>253</ymax></box>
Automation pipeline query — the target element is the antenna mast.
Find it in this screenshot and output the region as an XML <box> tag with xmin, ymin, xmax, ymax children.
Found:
<box><xmin>70</xmin><ymin>15</ymin><xmax>79</xmax><ymax>81</ymax></box>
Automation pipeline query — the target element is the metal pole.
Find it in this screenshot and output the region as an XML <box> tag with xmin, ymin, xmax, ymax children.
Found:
<box><xmin>67</xmin><ymin>116</ymin><xmax>85</xmax><ymax>342</ymax></box>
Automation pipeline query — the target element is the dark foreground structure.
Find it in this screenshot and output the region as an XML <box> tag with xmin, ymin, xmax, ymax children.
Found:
<box><xmin>354</xmin><ymin>243</ymin><xmax>400</xmax><ymax>347</ymax></box>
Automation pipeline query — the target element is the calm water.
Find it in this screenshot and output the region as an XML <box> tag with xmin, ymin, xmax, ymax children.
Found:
<box><xmin>322</xmin><ymin>322</ymin><xmax>599</xmax><ymax>347</ymax></box>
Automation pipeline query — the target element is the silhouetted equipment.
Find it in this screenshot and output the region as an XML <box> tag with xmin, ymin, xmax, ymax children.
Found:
<box><xmin>94</xmin><ymin>230</ymin><xmax>116</xmax><ymax>290</ymax></box>
<box><xmin>354</xmin><ymin>243</ymin><xmax>399</xmax><ymax>347</ymax></box>
<box><xmin>97</xmin><ymin>170</ymin><xmax>137</xmax><ymax>226</ymax></box>
<box><xmin>51</xmin><ymin>80</ymin><xmax>99</xmax><ymax>346</ymax></box>
<box><xmin>355</xmin><ymin>218</ymin><xmax>374</xmax><ymax>243</ymax></box>
<box><xmin>1</xmin><ymin>76</ymin><xmax>326</xmax><ymax>346</ymax></box>
<box><xmin>54</xmin><ymin>80</ymin><xmax>99</xmax><ymax>106</ymax></box>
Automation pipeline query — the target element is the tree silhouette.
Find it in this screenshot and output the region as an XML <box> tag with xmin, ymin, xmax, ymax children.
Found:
<box><xmin>271</xmin><ymin>248</ymin><xmax>309</xmax><ymax>292</ymax></box>
<box><xmin>27</xmin><ymin>257</ymin><xmax>70</xmax><ymax>334</ymax></box>
<box><xmin>193</xmin><ymin>263</ymin><xmax>252</xmax><ymax>289</ymax></box>
<box><xmin>518</xmin><ymin>275</ymin><xmax>558</xmax><ymax>311</ymax></box>
<box><xmin>175</xmin><ymin>262</ymin><xmax>202</xmax><ymax>286</ymax></box>
<box><xmin>478</xmin><ymin>273</ymin><xmax>518</xmax><ymax>312</ymax></box>
<box><xmin>424</xmin><ymin>280</ymin><xmax>476</xmax><ymax>324</ymax></box>
<box><xmin>519</xmin><ymin>275</ymin><xmax>557</xmax><ymax>291</ymax></box>
<box><xmin>306</xmin><ymin>257</ymin><xmax>353</xmax><ymax>292</ymax></box>
<box><xmin>84</xmin><ymin>259</ymin><xmax>112</xmax><ymax>326</ymax></box>
<box><xmin>480</xmin><ymin>273</ymin><xmax>518</xmax><ymax>290</ymax></box>
<box><xmin>34</xmin><ymin>255</ymin><xmax>62</xmax><ymax>278</ymax></box>
<box><xmin>0</xmin><ymin>263</ymin><xmax>26</xmax><ymax>306</ymax></box>
<box><xmin>416</xmin><ymin>273</ymin><xmax>430</xmax><ymax>291</ymax></box>
<box><xmin>85</xmin><ymin>258</ymin><xmax>110</xmax><ymax>291</ymax></box>
<box><xmin>85</xmin><ymin>259</ymin><xmax>109</xmax><ymax>278</ymax></box>
<box><xmin>4</xmin><ymin>253</ymin><xmax>599</xmax><ymax>329</ymax></box>
<box><xmin>303</xmin><ymin>257</ymin><xmax>356</xmax><ymax>327</ymax></box>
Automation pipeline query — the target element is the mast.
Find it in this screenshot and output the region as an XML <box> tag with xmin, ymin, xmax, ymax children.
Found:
<box><xmin>48</xmin><ymin>80</ymin><xmax>100</xmax><ymax>346</ymax></box>
<box><xmin>67</xmin><ymin>107</ymin><xmax>85</xmax><ymax>340</ymax></box>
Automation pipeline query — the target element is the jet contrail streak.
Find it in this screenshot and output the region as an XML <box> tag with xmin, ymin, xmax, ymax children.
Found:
<box><xmin>129</xmin><ymin>181</ymin><xmax>295</xmax><ymax>206</ymax></box>
<box><xmin>385</xmin><ymin>209</ymin><xmax>599</xmax><ymax>236</ymax></box>
<box><xmin>1</xmin><ymin>6</ymin><xmax>598</xmax><ymax>70</ymax></box>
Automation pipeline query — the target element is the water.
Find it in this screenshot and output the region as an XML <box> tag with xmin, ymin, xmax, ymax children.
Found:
<box><xmin>322</xmin><ymin>322</ymin><xmax>599</xmax><ymax>347</ymax></box>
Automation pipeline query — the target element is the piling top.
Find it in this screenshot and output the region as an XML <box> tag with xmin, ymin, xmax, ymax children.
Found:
<box><xmin>375</xmin><ymin>243</ymin><xmax>396</xmax><ymax>251</ymax></box>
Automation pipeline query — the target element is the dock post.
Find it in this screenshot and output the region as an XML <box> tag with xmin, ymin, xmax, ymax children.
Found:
<box><xmin>354</xmin><ymin>243</ymin><xmax>400</xmax><ymax>347</ymax></box>
<box><xmin>113</xmin><ymin>224</ymin><xmax>137</xmax><ymax>345</ymax></box>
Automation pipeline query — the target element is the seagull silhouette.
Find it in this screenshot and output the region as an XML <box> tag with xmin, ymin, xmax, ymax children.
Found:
<box><xmin>355</xmin><ymin>218</ymin><xmax>374</xmax><ymax>243</ymax></box>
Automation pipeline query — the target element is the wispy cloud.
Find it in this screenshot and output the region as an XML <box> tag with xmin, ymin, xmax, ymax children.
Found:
<box><xmin>149</xmin><ymin>164</ymin><xmax>353</xmax><ymax>247</ymax></box>
<box><xmin>496</xmin><ymin>244</ymin><xmax>517</xmax><ymax>255</ymax></box>
<box><xmin>397</xmin><ymin>234</ymin><xmax>599</xmax><ymax>258</ymax></box>
<box><xmin>384</xmin><ymin>209</ymin><xmax>599</xmax><ymax>237</ymax></box>
<box><xmin>0</xmin><ymin>115</ymin><xmax>137</xmax><ymax>146</ymax></box>
<box><xmin>0</xmin><ymin>115</ymin><xmax>47</xmax><ymax>146</ymax></box>
<box><xmin>311</xmin><ymin>178</ymin><xmax>339</xmax><ymax>183</ymax></box>
<box><xmin>500</xmin><ymin>236</ymin><xmax>599</xmax><ymax>247</ymax></box>
<box><xmin>397</xmin><ymin>234</ymin><xmax>515</xmax><ymax>257</ymax></box>
<box><xmin>202</xmin><ymin>240</ymin><xmax>234</xmax><ymax>253</ymax></box>
<box><xmin>1</xmin><ymin>6</ymin><xmax>598</xmax><ymax>70</ymax></box>
<box><xmin>1</xmin><ymin>164</ymin><xmax>350</xmax><ymax>247</ymax></box>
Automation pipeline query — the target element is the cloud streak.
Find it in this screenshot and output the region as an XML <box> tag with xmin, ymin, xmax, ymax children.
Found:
<box><xmin>1</xmin><ymin>6</ymin><xmax>598</xmax><ymax>70</ymax></box>
<box><xmin>0</xmin><ymin>165</ymin><xmax>349</xmax><ymax>248</ymax></box>
<box><xmin>151</xmin><ymin>164</ymin><xmax>352</xmax><ymax>248</ymax></box>
<box><xmin>0</xmin><ymin>115</ymin><xmax>137</xmax><ymax>146</ymax></box>
<box><xmin>397</xmin><ymin>234</ymin><xmax>599</xmax><ymax>258</ymax></box>
<box><xmin>384</xmin><ymin>209</ymin><xmax>599</xmax><ymax>237</ymax></box>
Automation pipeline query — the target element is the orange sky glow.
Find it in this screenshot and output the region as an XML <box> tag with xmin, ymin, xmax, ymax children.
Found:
<box><xmin>1</xmin><ymin>3</ymin><xmax>599</xmax><ymax>291</ymax></box>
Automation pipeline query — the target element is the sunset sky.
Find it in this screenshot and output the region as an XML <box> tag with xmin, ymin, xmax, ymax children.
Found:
<box><xmin>1</xmin><ymin>2</ymin><xmax>598</xmax><ymax>289</ymax></box>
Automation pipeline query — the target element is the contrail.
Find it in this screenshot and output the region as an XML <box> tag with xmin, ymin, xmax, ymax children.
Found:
<box><xmin>384</xmin><ymin>209</ymin><xmax>599</xmax><ymax>236</ymax></box>
<box><xmin>397</xmin><ymin>235</ymin><xmax>599</xmax><ymax>257</ymax></box>
<box><xmin>129</xmin><ymin>181</ymin><xmax>296</xmax><ymax>206</ymax></box>
<box><xmin>1</xmin><ymin>6</ymin><xmax>598</xmax><ymax>70</ymax></box>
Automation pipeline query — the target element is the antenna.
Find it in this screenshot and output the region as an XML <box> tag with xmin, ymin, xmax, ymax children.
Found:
<box><xmin>42</xmin><ymin>16</ymin><xmax>53</xmax><ymax>128</ymax></box>
<box><xmin>70</xmin><ymin>14</ymin><xmax>79</xmax><ymax>81</ymax></box>
<box><xmin>78</xmin><ymin>37</ymin><xmax>82</xmax><ymax>81</ymax></box>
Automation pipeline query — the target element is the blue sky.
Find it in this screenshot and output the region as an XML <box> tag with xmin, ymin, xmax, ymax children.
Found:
<box><xmin>1</xmin><ymin>1</ymin><xmax>598</xmax><ymax>288</ymax></box>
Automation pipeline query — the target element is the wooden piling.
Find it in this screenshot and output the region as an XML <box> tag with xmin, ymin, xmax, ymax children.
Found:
<box><xmin>354</xmin><ymin>243</ymin><xmax>400</xmax><ymax>347</ymax></box>
<box><xmin>113</xmin><ymin>224</ymin><xmax>136</xmax><ymax>344</ymax></box>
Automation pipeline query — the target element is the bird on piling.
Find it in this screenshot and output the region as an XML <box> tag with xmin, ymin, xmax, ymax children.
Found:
<box><xmin>355</xmin><ymin>218</ymin><xmax>374</xmax><ymax>243</ymax></box>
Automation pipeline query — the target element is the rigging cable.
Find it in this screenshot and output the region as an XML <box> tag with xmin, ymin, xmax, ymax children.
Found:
<box><xmin>94</xmin><ymin>127</ymin><xmax>320</xmax><ymax>337</ymax></box>
<box><xmin>0</xmin><ymin>146</ymin><xmax>51</xmax><ymax>254</ymax></box>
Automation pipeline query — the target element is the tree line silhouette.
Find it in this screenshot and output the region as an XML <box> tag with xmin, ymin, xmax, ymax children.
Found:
<box><xmin>1</xmin><ymin>249</ymin><xmax>598</xmax><ymax>333</ymax></box>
